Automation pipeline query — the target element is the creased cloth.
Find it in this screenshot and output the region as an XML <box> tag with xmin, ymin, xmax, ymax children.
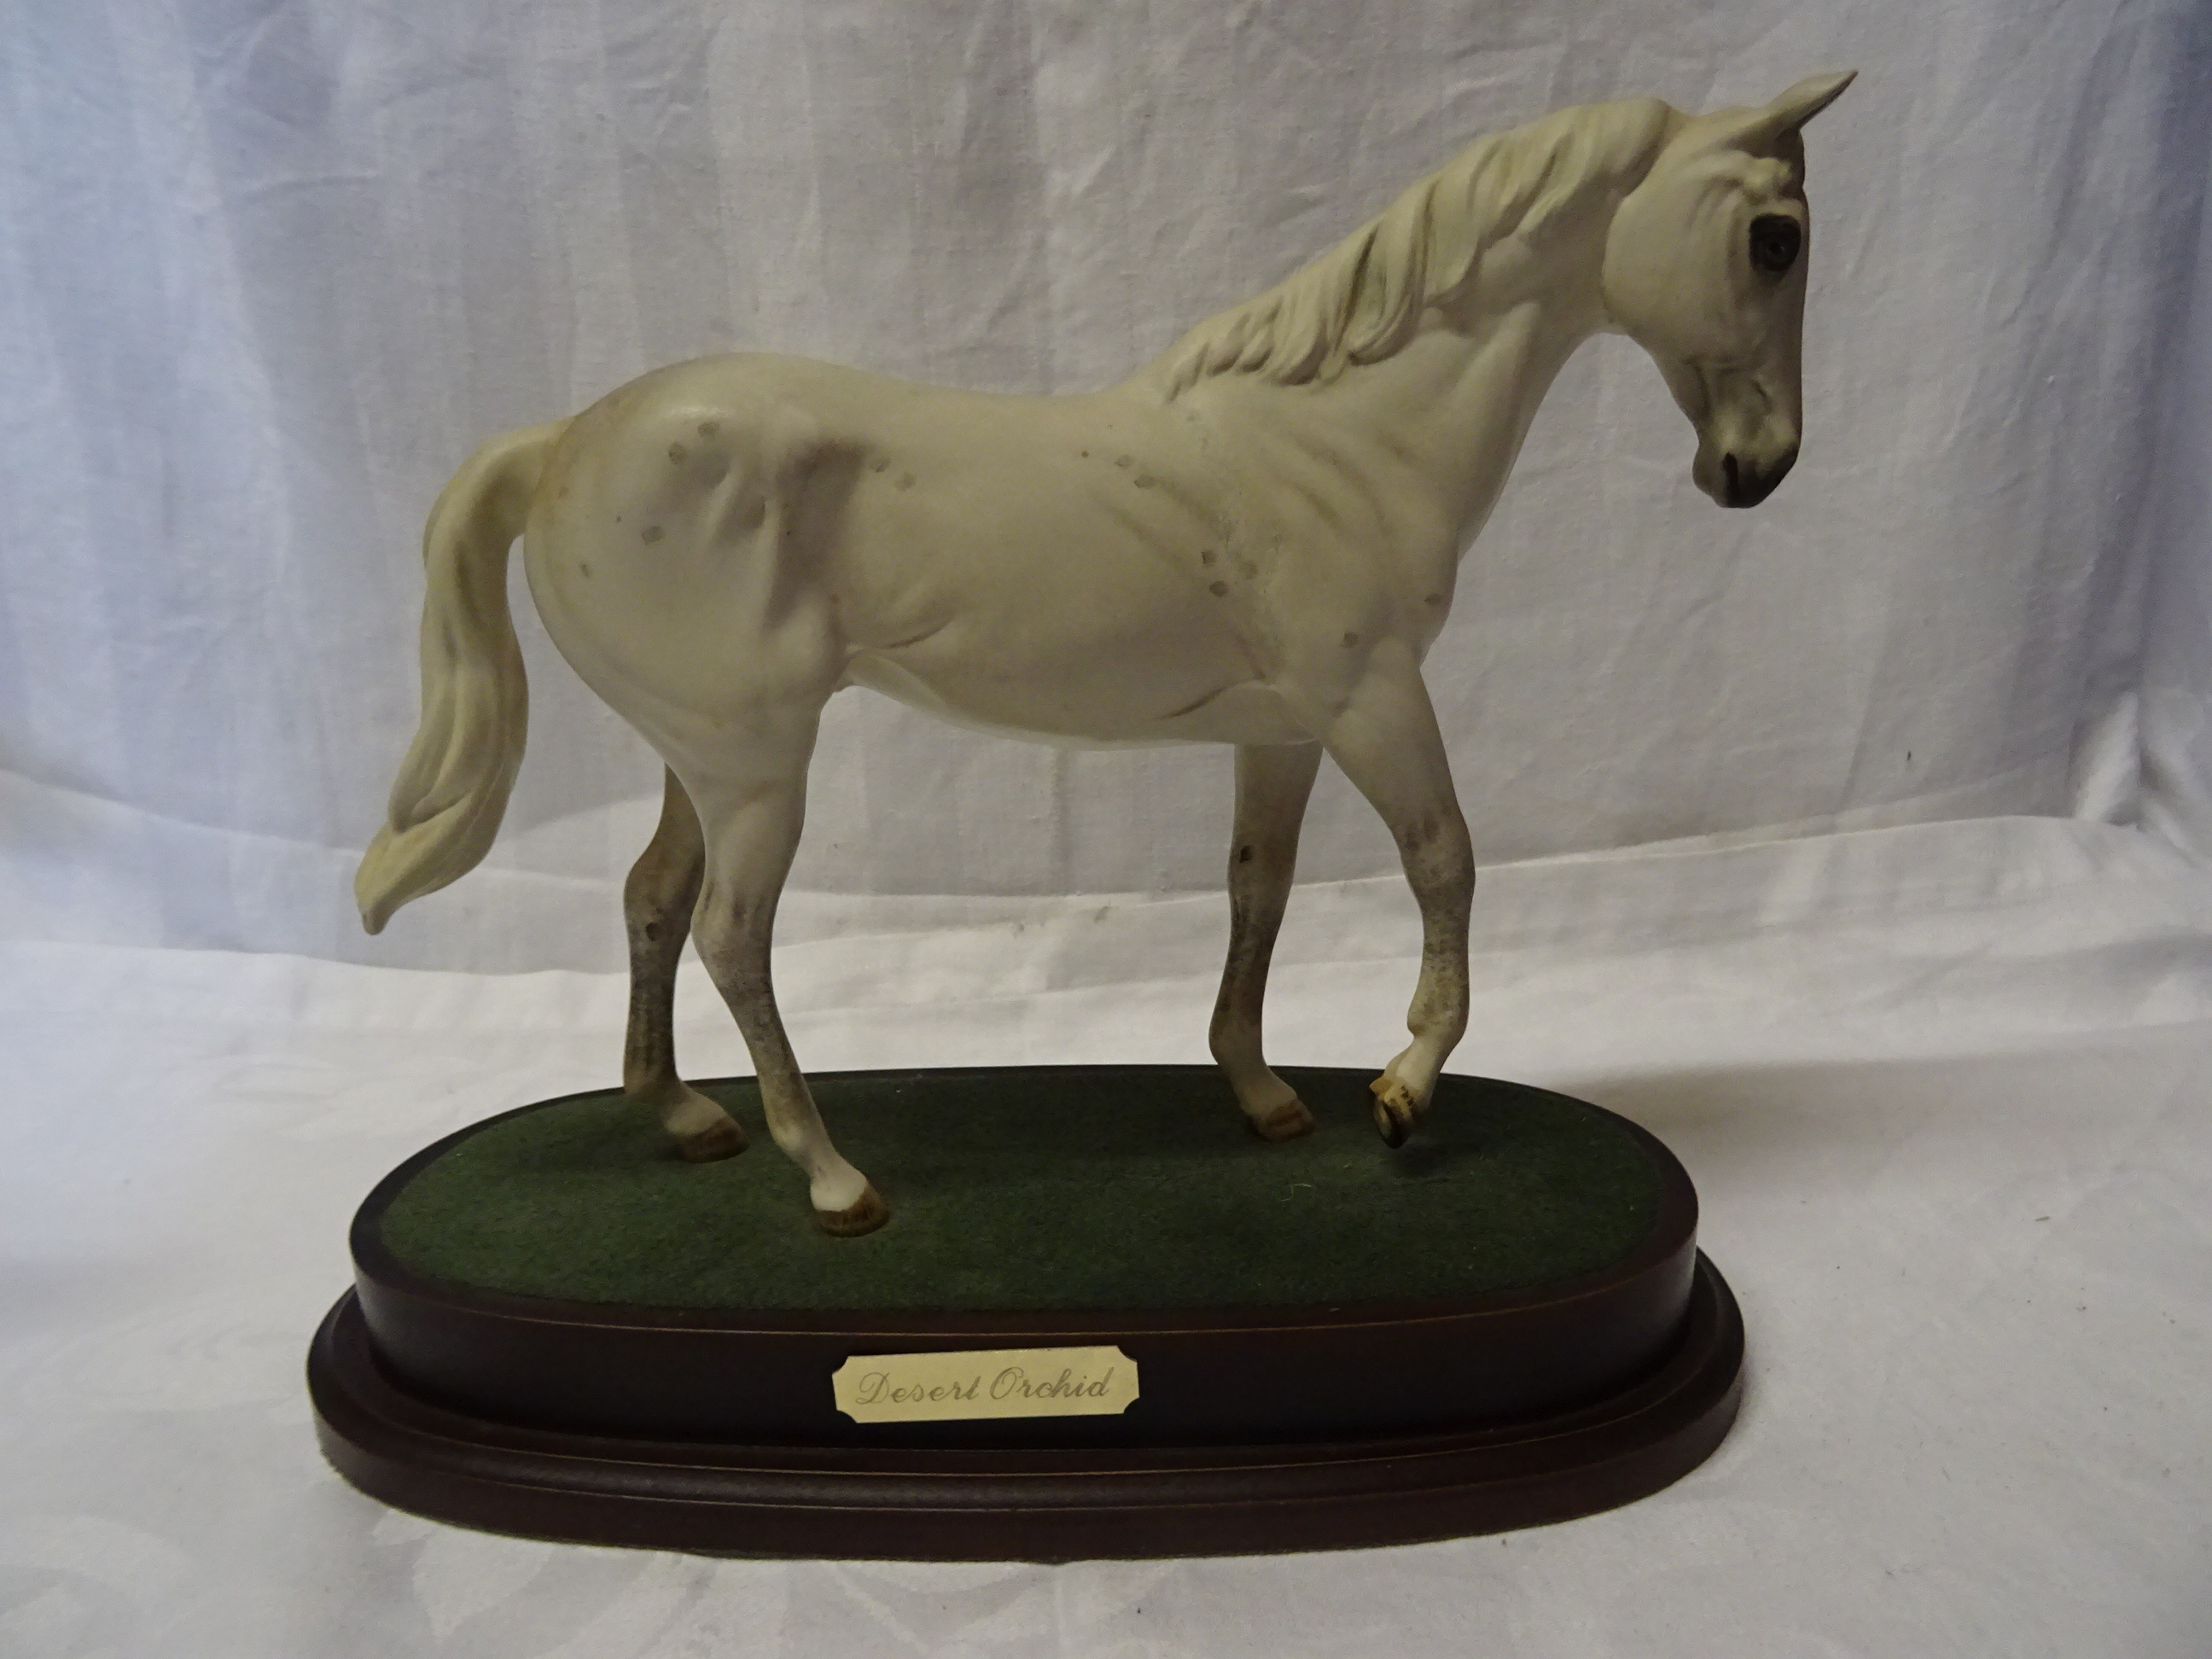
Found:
<box><xmin>3</xmin><ymin>2</ymin><xmax>2212</xmax><ymax>1652</ymax></box>
<box><xmin>2</xmin><ymin>1</ymin><xmax>2209</xmax><ymax>970</ymax></box>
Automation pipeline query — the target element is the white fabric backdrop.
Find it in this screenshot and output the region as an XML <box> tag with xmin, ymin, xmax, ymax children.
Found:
<box><xmin>2</xmin><ymin>0</ymin><xmax>2207</xmax><ymax>970</ymax></box>
<box><xmin>5</xmin><ymin>5</ymin><xmax>2212</xmax><ymax>1656</ymax></box>
<box><xmin>2142</xmin><ymin>68</ymin><xmax>2212</xmax><ymax>859</ymax></box>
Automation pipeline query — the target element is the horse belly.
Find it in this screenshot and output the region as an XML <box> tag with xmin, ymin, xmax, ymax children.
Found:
<box><xmin>842</xmin><ymin>573</ymin><xmax>1284</xmax><ymax>744</ymax></box>
<box><xmin>843</xmin><ymin>645</ymin><xmax>1307</xmax><ymax>748</ymax></box>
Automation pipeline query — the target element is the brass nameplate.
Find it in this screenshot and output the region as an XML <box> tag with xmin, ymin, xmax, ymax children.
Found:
<box><xmin>831</xmin><ymin>1345</ymin><xmax>1140</xmax><ymax>1423</ymax></box>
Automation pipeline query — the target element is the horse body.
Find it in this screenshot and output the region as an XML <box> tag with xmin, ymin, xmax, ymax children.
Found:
<box><xmin>527</xmin><ymin>337</ymin><xmax>1513</xmax><ymax>760</ymax></box>
<box><xmin>361</xmin><ymin>78</ymin><xmax>1853</xmax><ymax>1233</ymax></box>
<box><xmin>529</xmin><ymin>358</ymin><xmax>1284</xmax><ymax>754</ymax></box>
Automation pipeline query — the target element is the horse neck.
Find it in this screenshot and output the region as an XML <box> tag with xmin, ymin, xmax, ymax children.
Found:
<box><xmin>1147</xmin><ymin>104</ymin><xmax>1672</xmax><ymax>554</ymax></box>
<box><xmin>1211</xmin><ymin>223</ymin><xmax>1614</xmax><ymax>556</ymax></box>
<box><xmin>1316</xmin><ymin>255</ymin><xmax>1609</xmax><ymax>541</ymax></box>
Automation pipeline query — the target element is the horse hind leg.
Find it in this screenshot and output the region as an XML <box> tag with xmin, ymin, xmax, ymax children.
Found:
<box><xmin>623</xmin><ymin>768</ymin><xmax>748</xmax><ymax>1161</ymax></box>
<box><xmin>684</xmin><ymin>731</ymin><xmax>885</xmax><ymax>1236</ymax></box>
<box><xmin>1210</xmin><ymin>742</ymin><xmax>1324</xmax><ymax>1141</ymax></box>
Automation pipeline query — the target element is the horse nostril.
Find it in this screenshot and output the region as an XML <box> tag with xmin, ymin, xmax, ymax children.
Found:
<box><xmin>1721</xmin><ymin>453</ymin><xmax>1741</xmax><ymax>504</ymax></box>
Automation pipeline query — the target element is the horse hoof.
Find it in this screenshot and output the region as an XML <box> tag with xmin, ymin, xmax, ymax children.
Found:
<box><xmin>1249</xmin><ymin>1098</ymin><xmax>1317</xmax><ymax>1142</ymax></box>
<box><xmin>1369</xmin><ymin>1075</ymin><xmax>1420</xmax><ymax>1147</ymax></box>
<box><xmin>677</xmin><ymin>1117</ymin><xmax>748</xmax><ymax>1162</ymax></box>
<box><xmin>815</xmin><ymin>1183</ymin><xmax>889</xmax><ymax>1237</ymax></box>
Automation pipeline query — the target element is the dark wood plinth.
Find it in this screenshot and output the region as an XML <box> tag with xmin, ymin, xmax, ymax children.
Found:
<box><xmin>309</xmin><ymin>1068</ymin><xmax>1744</xmax><ymax>1557</ymax></box>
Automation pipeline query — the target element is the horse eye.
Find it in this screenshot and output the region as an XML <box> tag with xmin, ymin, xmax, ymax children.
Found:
<box><xmin>1749</xmin><ymin>214</ymin><xmax>1802</xmax><ymax>276</ymax></box>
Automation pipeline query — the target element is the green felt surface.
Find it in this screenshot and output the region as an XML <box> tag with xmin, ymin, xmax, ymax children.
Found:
<box><xmin>376</xmin><ymin>1068</ymin><xmax>1665</xmax><ymax>1313</ymax></box>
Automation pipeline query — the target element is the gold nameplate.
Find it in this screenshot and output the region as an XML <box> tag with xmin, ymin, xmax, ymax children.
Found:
<box><xmin>831</xmin><ymin>1345</ymin><xmax>1140</xmax><ymax>1423</ymax></box>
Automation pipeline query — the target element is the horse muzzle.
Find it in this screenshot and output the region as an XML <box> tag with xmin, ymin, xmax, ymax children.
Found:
<box><xmin>1692</xmin><ymin>428</ymin><xmax>1799</xmax><ymax>509</ymax></box>
<box><xmin>1714</xmin><ymin>445</ymin><xmax>1797</xmax><ymax>508</ymax></box>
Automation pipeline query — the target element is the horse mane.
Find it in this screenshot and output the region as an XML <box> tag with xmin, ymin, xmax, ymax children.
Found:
<box><xmin>1155</xmin><ymin>97</ymin><xmax>1674</xmax><ymax>396</ymax></box>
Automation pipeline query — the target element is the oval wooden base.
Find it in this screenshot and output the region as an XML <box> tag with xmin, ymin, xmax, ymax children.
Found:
<box><xmin>308</xmin><ymin>1069</ymin><xmax>1744</xmax><ymax>1557</ymax></box>
<box><xmin>310</xmin><ymin>1260</ymin><xmax>1739</xmax><ymax>1559</ymax></box>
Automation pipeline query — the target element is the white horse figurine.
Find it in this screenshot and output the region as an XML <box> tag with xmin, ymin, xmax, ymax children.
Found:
<box><xmin>359</xmin><ymin>74</ymin><xmax>1854</xmax><ymax>1236</ymax></box>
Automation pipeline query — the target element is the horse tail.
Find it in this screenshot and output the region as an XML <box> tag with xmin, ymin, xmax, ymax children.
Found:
<box><xmin>355</xmin><ymin>420</ymin><xmax>568</xmax><ymax>934</ymax></box>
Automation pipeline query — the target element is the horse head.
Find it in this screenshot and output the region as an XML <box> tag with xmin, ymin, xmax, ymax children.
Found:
<box><xmin>1602</xmin><ymin>71</ymin><xmax>1855</xmax><ymax>508</ymax></box>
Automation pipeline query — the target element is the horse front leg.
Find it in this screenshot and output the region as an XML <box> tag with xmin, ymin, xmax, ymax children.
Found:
<box><xmin>622</xmin><ymin>767</ymin><xmax>748</xmax><ymax>1161</ymax></box>
<box><xmin>1318</xmin><ymin>655</ymin><xmax>1474</xmax><ymax>1146</ymax></box>
<box><xmin>684</xmin><ymin>727</ymin><xmax>885</xmax><ymax>1237</ymax></box>
<box><xmin>1211</xmin><ymin>741</ymin><xmax>1324</xmax><ymax>1140</ymax></box>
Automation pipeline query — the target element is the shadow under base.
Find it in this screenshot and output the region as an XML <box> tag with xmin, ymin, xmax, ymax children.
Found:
<box><xmin>309</xmin><ymin>1065</ymin><xmax>1743</xmax><ymax>1558</ymax></box>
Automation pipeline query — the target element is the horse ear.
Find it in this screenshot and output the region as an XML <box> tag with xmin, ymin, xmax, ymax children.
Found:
<box><xmin>1732</xmin><ymin>70</ymin><xmax>1856</xmax><ymax>148</ymax></box>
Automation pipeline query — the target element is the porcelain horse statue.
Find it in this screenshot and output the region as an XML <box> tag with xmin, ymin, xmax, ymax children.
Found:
<box><xmin>358</xmin><ymin>73</ymin><xmax>1854</xmax><ymax>1235</ymax></box>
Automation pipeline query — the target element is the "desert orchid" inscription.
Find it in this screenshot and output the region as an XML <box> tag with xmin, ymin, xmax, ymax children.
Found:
<box><xmin>831</xmin><ymin>1346</ymin><xmax>1140</xmax><ymax>1423</ymax></box>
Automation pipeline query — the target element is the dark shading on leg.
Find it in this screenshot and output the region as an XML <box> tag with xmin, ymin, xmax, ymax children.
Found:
<box><xmin>623</xmin><ymin>769</ymin><xmax>746</xmax><ymax>1160</ymax></box>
